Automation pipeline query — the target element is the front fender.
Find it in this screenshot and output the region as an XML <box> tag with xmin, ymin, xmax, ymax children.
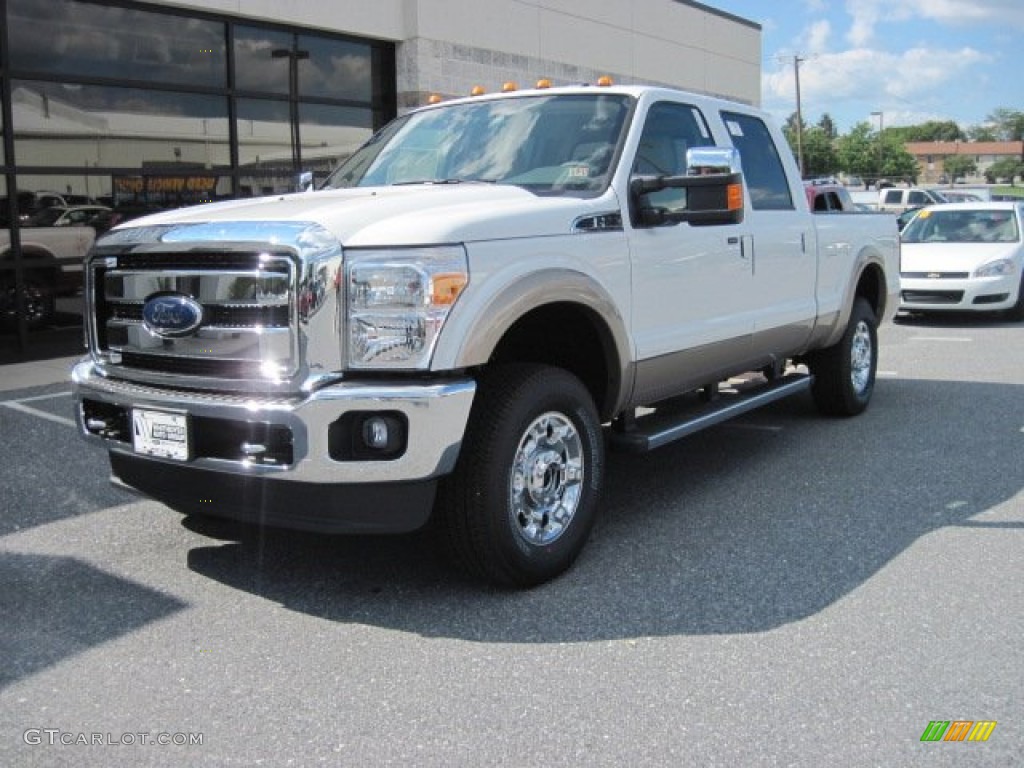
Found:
<box><xmin>432</xmin><ymin>266</ymin><xmax>634</xmax><ymax>413</ymax></box>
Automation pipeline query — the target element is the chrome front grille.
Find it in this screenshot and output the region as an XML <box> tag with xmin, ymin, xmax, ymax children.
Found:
<box><xmin>90</xmin><ymin>250</ymin><xmax>299</xmax><ymax>385</ymax></box>
<box><xmin>85</xmin><ymin>219</ymin><xmax>345</xmax><ymax>393</ymax></box>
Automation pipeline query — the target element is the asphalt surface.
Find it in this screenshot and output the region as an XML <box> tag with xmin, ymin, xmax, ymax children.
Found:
<box><xmin>0</xmin><ymin>315</ymin><xmax>1021</xmax><ymax>767</ymax></box>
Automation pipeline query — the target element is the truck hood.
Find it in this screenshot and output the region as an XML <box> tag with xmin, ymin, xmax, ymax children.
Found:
<box><xmin>107</xmin><ymin>185</ymin><xmax>618</xmax><ymax>247</ymax></box>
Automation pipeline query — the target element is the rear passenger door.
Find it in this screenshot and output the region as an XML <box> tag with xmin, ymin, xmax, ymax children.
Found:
<box><xmin>720</xmin><ymin>110</ymin><xmax>816</xmax><ymax>359</ymax></box>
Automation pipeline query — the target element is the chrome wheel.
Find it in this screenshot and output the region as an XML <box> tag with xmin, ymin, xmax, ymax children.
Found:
<box><xmin>509</xmin><ymin>411</ymin><xmax>584</xmax><ymax>546</ymax></box>
<box><xmin>849</xmin><ymin>320</ymin><xmax>873</xmax><ymax>395</ymax></box>
<box><xmin>435</xmin><ymin>363</ymin><xmax>603</xmax><ymax>587</ymax></box>
<box><xmin>809</xmin><ymin>297</ymin><xmax>877</xmax><ymax>417</ymax></box>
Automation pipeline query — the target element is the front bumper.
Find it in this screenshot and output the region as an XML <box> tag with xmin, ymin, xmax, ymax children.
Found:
<box><xmin>72</xmin><ymin>360</ymin><xmax>476</xmax><ymax>533</ymax></box>
<box><xmin>900</xmin><ymin>273</ymin><xmax>1020</xmax><ymax>313</ymax></box>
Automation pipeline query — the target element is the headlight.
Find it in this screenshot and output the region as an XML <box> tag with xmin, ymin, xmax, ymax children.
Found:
<box><xmin>974</xmin><ymin>259</ymin><xmax>1015</xmax><ymax>278</ymax></box>
<box><xmin>345</xmin><ymin>246</ymin><xmax>468</xmax><ymax>369</ymax></box>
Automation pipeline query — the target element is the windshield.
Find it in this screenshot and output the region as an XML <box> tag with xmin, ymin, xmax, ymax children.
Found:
<box><xmin>901</xmin><ymin>208</ymin><xmax>1020</xmax><ymax>244</ymax></box>
<box><xmin>322</xmin><ymin>93</ymin><xmax>632</xmax><ymax>196</ymax></box>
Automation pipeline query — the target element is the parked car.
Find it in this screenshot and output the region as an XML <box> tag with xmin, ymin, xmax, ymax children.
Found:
<box><xmin>896</xmin><ymin>208</ymin><xmax>921</xmax><ymax>231</ymax></box>
<box><xmin>25</xmin><ymin>205</ymin><xmax>112</xmax><ymax>230</ymax></box>
<box><xmin>899</xmin><ymin>202</ymin><xmax>1024</xmax><ymax>320</ymax></box>
<box><xmin>940</xmin><ymin>190</ymin><xmax>984</xmax><ymax>203</ymax></box>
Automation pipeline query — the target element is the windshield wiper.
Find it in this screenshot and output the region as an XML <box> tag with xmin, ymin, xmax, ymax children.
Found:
<box><xmin>391</xmin><ymin>178</ymin><xmax>497</xmax><ymax>186</ymax></box>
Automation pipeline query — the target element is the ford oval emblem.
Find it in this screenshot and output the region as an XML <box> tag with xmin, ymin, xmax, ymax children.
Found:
<box><xmin>142</xmin><ymin>293</ymin><xmax>204</xmax><ymax>338</ymax></box>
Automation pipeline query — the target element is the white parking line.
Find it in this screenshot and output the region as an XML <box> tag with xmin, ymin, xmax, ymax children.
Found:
<box><xmin>2</xmin><ymin>390</ymin><xmax>72</xmax><ymax>404</ymax></box>
<box><xmin>0</xmin><ymin>391</ymin><xmax>76</xmax><ymax>428</ymax></box>
<box><xmin>909</xmin><ymin>336</ymin><xmax>973</xmax><ymax>343</ymax></box>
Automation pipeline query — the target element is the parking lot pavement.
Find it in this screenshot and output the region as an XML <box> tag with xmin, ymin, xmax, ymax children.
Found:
<box><xmin>0</xmin><ymin>355</ymin><xmax>81</xmax><ymax>393</ymax></box>
<box><xmin>0</xmin><ymin>319</ymin><xmax>1021</xmax><ymax>766</ymax></box>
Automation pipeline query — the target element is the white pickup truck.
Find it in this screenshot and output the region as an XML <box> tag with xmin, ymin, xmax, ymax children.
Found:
<box><xmin>877</xmin><ymin>186</ymin><xmax>948</xmax><ymax>213</ymax></box>
<box><xmin>73</xmin><ymin>82</ymin><xmax>899</xmax><ymax>586</ymax></box>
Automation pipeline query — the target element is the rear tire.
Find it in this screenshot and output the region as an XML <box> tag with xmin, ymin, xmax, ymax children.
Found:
<box><xmin>434</xmin><ymin>363</ymin><xmax>604</xmax><ymax>588</ymax></box>
<box><xmin>807</xmin><ymin>297</ymin><xmax>878</xmax><ymax>416</ymax></box>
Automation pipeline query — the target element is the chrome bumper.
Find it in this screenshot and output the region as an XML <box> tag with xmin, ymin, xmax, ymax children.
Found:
<box><xmin>72</xmin><ymin>360</ymin><xmax>476</xmax><ymax>485</ymax></box>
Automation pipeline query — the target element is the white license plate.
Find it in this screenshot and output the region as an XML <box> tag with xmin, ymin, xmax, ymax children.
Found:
<box><xmin>132</xmin><ymin>409</ymin><xmax>190</xmax><ymax>461</ymax></box>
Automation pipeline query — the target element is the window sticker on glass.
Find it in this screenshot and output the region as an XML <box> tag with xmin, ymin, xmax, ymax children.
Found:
<box><xmin>726</xmin><ymin>120</ymin><xmax>744</xmax><ymax>137</ymax></box>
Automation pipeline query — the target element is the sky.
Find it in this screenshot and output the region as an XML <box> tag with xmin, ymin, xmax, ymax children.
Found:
<box><xmin>706</xmin><ymin>0</ymin><xmax>1024</xmax><ymax>133</ymax></box>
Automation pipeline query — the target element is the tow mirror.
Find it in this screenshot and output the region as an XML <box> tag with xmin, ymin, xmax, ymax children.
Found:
<box><xmin>631</xmin><ymin>147</ymin><xmax>744</xmax><ymax>226</ymax></box>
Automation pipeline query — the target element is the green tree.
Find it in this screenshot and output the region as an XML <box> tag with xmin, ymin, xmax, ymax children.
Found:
<box><xmin>985</xmin><ymin>157</ymin><xmax>1024</xmax><ymax>184</ymax></box>
<box><xmin>891</xmin><ymin>121</ymin><xmax>965</xmax><ymax>142</ymax></box>
<box><xmin>967</xmin><ymin>125</ymin><xmax>998</xmax><ymax>142</ymax></box>
<box><xmin>801</xmin><ymin>126</ymin><xmax>839</xmax><ymax>178</ymax></box>
<box><xmin>835</xmin><ymin>122</ymin><xmax>879</xmax><ymax>183</ymax></box>
<box><xmin>781</xmin><ymin>112</ymin><xmax>807</xmax><ymax>172</ymax></box>
<box><xmin>881</xmin><ymin>145</ymin><xmax>919</xmax><ymax>185</ymax></box>
<box><xmin>817</xmin><ymin>113</ymin><xmax>837</xmax><ymax>140</ymax></box>
<box><xmin>942</xmin><ymin>155</ymin><xmax>976</xmax><ymax>182</ymax></box>
<box><xmin>986</xmin><ymin>108</ymin><xmax>1024</xmax><ymax>141</ymax></box>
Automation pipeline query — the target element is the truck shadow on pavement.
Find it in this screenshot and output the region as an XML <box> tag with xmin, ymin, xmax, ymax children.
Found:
<box><xmin>183</xmin><ymin>377</ymin><xmax>1023</xmax><ymax>643</ymax></box>
<box><xmin>0</xmin><ymin>552</ymin><xmax>186</xmax><ymax>690</ymax></box>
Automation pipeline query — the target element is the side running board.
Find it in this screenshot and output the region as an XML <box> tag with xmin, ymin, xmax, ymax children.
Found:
<box><xmin>608</xmin><ymin>372</ymin><xmax>813</xmax><ymax>453</ymax></box>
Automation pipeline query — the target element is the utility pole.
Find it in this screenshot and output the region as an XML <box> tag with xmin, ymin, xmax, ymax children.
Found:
<box><xmin>871</xmin><ymin>111</ymin><xmax>884</xmax><ymax>186</ymax></box>
<box><xmin>793</xmin><ymin>55</ymin><xmax>805</xmax><ymax>178</ymax></box>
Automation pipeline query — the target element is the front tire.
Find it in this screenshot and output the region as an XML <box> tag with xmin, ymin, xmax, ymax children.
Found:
<box><xmin>807</xmin><ymin>297</ymin><xmax>878</xmax><ymax>416</ymax></box>
<box><xmin>434</xmin><ymin>364</ymin><xmax>604</xmax><ymax>588</ymax></box>
<box><xmin>0</xmin><ymin>272</ymin><xmax>55</xmax><ymax>330</ymax></box>
<box><xmin>1007</xmin><ymin>274</ymin><xmax>1024</xmax><ymax>322</ymax></box>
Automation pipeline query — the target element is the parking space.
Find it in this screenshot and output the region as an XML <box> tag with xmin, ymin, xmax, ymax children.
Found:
<box><xmin>0</xmin><ymin>320</ymin><xmax>1021</xmax><ymax>766</ymax></box>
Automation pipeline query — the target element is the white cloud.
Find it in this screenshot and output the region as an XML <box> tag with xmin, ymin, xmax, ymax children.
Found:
<box><xmin>904</xmin><ymin>0</ymin><xmax>1024</xmax><ymax>28</ymax></box>
<box><xmin>844</xmin><ymin>0</ymin><xmax>882</xmax><ymax>46</ymax></box>
<box><xmin>805</xmin><ymin>20</ymin><xmax>831</xmax><ymax>53</ymax></box>
<box><xmin>843</xmin><ymin>0</ymin><xmax>1024</xmax><ymax>45</ymax></box>
<box><xmin>762</xmin><ymin>45</ymin><xmax>991</xmax><ymax>128</ymax></box>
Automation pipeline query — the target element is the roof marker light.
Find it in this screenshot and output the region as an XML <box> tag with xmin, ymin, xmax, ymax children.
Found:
<box><xmin>502</xmin><ymin>81</ymin><xmax>518</xmax><ymax>92</ymax></box>
<box><xmin>470</xmin><ymin>85</ymin><xmax>485</xmax><ymax>96</ymax></box>
<box><xmin>536</xmin><ymin>78</ymin><xmax>552</xmax><ymax>89</ymax></box>
<box><xmin>597</xmin><ymin>76</ymin><xmax>614</xmax><ymax>86</ymax></box>
<box><xmin>427</xmin><ymin>93</ymin><xmax>443</xmax><ymax>104</ymax></box>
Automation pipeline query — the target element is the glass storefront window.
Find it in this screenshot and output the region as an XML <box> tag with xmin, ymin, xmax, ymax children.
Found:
<box><xmin>2</xmin><ymin>3</ymin><xmax>394</xmax><ymax>355</ymax></box>
<box><xmin>8</xmin><ymin>0</ymin><xmax>226</xmax><ymax>88</ymax></box>
<box><xmin>234</xmin><ymin>100</ymin><xmax>373</xmax><ymax>193</ymax></box>
<box><xmin>298</xmin><ymin>35</ymin><xmax>373</xmax><ymax>102</ymax></box>
<box><xmin>233</xmin><ymin>26</ymin><xmax>294</xmax><ymax>96</ymax></box>
<box><xmin>234</xmin><ymin>26</ymin><xmax>374</xmax><ymax>103</ymax></box>
<box><xmin>12</xmin><ymin>81</ymin><xmax>230</xmax><ymax>171</ymax></box>
<box><xmin>235</xmin><ymin>98</ymin><xmax>294</xmax><ymax>187</ymax></box>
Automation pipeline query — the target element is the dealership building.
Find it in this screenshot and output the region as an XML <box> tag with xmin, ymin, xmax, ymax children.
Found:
<box><xmin>0</xmin><ymin>0</ymin><xmax>760</xmax><ymax>359</ymax></box>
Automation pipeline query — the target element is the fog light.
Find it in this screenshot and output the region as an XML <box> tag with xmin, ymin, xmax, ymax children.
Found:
<box><xmin>329</xmin><ymin>411</ymin><xmax>408</xmax><ymax>461</ymax></box>
<box><xmin>363</xmin><ymin>417</ymin><xmax>390</xmax><ymax>449</ymax></box>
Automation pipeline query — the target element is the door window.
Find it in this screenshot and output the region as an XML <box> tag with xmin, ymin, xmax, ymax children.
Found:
<box><xmin>720</xmin><ymin>111</ymin><xmax>794</xmax><ymax>211</ymax></box>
